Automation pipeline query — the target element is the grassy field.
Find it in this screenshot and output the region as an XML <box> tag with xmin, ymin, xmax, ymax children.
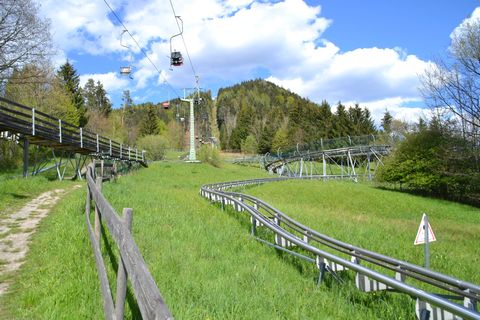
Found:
<box><xmin>0</xmin><ymin>174</ymin><xmax>71</xmax><ymax>215</ymax></box>
<box><xmin>246</xmin><ymin>180</ymin><xmax>480</xmax><ymax>284</ymax></box>
<box><xmin>1</xmin><ymin>162</ymin><xmax>479</xmax><ymax>319</ymax></box>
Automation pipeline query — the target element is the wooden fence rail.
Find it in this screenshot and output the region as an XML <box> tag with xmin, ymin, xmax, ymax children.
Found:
<box><xmin>85</xmin><ymin>163</ymin><xmax>172</xmax><ymax>319</ymax></box>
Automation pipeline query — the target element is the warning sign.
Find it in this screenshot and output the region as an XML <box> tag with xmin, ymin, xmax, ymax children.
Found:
<box><xmin>414</xmin><ymin>213</ymin><xmax>436</xmax><ymax>245</ymax></box>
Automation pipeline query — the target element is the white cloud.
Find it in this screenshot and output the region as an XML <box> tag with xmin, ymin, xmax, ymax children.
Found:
<box><xmin>40</xmin><ymin>0</ymin><xmax>439</xmax><ymax>121</ymax></box>
<box><xmin>268</xmin><ymin>47</ymin><xmax>431</xmax><ymax>102</ymax></box>
<box><xmin>79</xmin><ymin>72</ymin><xmax>130</xmax><ymax>93</ymax></box>
<box><xmin>451</xmin><ymin>6</ymin><xmax>480</xmax><ymax>39</ymax></box>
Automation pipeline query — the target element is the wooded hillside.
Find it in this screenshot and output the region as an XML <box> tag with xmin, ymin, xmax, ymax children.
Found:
<box><xmin>216</xmin><ymin>79</ymin><xmax>376</xmax><ymax>153</ymax></box>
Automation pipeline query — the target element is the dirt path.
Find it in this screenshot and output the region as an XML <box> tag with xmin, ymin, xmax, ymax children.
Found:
<box><xmin>0</xmin><ymin>185</ymin><xmax>81</xmax><ymax>296</ymax></box>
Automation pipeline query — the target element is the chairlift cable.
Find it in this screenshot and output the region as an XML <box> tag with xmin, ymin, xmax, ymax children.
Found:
<box><xmin>102</xmin><ymin>0</ymin><xmax>182</xmax><ymax>100</ymax></box>
<box><xmin>168</xmin><ymin>0</ymin><xmax>200</xmax><ymax>97</ymax></box>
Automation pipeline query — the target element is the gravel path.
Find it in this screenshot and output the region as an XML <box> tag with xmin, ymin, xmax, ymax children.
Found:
<box><xmin>0</xmin><ymin>185</ymin><xmax>81</xmax><ymax>296</ymax></box>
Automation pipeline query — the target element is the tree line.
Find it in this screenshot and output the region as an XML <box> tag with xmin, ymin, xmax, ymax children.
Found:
<box><xmin>217</xmin><ymin>79</ymin><xmax>376</xmax><ymax>154</ymax></box>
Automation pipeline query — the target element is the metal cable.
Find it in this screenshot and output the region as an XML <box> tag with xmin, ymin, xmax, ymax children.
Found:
<box><xmin>102</xmin><ymin>0</ymin><xmax>182</xmax><ymax>99</ymax></box>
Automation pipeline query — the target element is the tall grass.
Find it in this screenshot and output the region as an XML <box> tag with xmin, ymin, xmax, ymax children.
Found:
<box><xmin>246</xmin><ymin>179</ymin><xmax>480</xmax><ymax>284</ymax></box>
<box><xmin>2</xmin><ymin>163</ymin><xmax>478</xmax><ymax>319</ymax></box>
<box><xmin>0</xmin><ymin>174</ymin><xmax>71</xmax><ymax>215</ymax></box>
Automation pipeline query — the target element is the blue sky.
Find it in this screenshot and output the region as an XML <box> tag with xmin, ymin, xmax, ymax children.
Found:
<box><xmin>39</xmin><ymin>0</ymin><xmax>480</xmax><ymax>123</ymax></box>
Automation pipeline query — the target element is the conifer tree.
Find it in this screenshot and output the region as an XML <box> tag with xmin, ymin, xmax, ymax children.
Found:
<box><xmin>57</xmin><ymin>61</ymin><xmax>87</xmax><ymax>126</ymax></box>
<box><xmin>381</xmin><ymin>110</ymin><xmax>393</xmax><ymax>133</ymax></box>
<box><xmin>361</xmin><ymin>107</ymin><xmax>376</xmax><ymax>134</ymax></box>
<box><xmin>83</xmin><ymin>79</ymin><xmax>112</xmax><ymax>116</ymax></box>
<box><xmin>333</xmin><ymin>102</ymin><xmax>350</xmax><ymax>137</ymax></box>
<box><xmin>140</xmin><ymin>104</ymin><xmax>160</xmax><ymax>136</ymax></box>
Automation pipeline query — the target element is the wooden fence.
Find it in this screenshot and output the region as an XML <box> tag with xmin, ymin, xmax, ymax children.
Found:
<box><xmin>85</xmin><ymin>163</ymin><xmax>172</xmax><ymax>319</ymax></box>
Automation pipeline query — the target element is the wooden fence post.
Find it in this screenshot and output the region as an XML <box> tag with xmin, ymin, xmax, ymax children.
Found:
<box><xmin>115</xmin><ymin>208</ymin><xmax>133</xmax><ymax>319</ymax></box>
<box><xmin>94</xmin><ymin>176</ymin><xmax>103</xmax><ymax>247</ymax></box>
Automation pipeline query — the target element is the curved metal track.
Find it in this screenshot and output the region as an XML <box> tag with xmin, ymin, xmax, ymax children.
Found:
<box><xmin>200</xmin><ymin>177</ymin><xmax>480</xmax><ymax>319</ymax></box>
<box><xmin>263</xmin><ymin>145</ymin><xmax>391</xmax><ymax>179</ymax></box>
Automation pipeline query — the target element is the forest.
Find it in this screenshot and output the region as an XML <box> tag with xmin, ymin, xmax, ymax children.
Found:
<box><xmin>217</xmin><ymin>79</ymin><xmax>376</xmax><ymax>153</ymax></box>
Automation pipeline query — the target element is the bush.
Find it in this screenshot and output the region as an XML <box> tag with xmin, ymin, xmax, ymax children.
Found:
<box><xmin>241</xmin><ymin>134</ymin><xmax>258</xmax><ymax>154</ymax></box>
<box><xmin>376</xmin><ymin>127</ymin><xmax>480</xmax><ymax>205</ymax></box>
<box><xmin>137</xmin><ymin>135</ymin><xmax>169</xmax><ymax>161</ymax></box>
<box><xmin>198</xmin><ymin>144</ymin><xmax>222</xmax><ymax>167</ymax></box>
<box><xmin>0</xmin><ymin>140</ymin><xmax>21</xmax><ymax>171</ymax></box>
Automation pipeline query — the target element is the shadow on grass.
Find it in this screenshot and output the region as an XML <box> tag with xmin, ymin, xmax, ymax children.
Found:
<box><xmin>101</xmin><ymin>223</ymin><xmax>142</xmax><ymax>319</ymax></box>
<box><xmin>7</xmin><ymin>193</ymin><xmax>29</xmax><ymax>199</ymax></box>
<box><xmin>375</xmin><ymin>184</ymin><xmax>480</xmax><ymax>208</ymax></box>
<box><xmin>219</xmin><ymin>203</ymin><xmax>325</xmax><ymax>283</ymax></box>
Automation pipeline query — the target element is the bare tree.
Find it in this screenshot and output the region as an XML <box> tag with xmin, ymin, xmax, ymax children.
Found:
<box><xmin>0</xmin><ymin>0</ymin><xmax>53</xmax><ymax>84</ymax></box>
<box><xmin>420</xmin><ymin>19</ymin><xmax>480</xmax><ymax>135</ymax></box>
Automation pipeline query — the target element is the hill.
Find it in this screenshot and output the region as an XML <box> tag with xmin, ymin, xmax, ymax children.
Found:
<box><xmin>216</xmin><ymin>79</ymin><xmax>376</xmax><ymax>153</ymax></box>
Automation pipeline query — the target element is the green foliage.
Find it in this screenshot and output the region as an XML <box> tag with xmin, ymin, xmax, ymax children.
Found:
<box><xmin>57</xmin><ymin>61</ymin><xmax>87</xmax><ymax>126</ymax></box>
<box><xmin>217</xmin><ymin>80</ymin><xmax>378</xmax><ymax>151</ymax></box>
<box><xmin>333</xmin><ymin>102</ymin><xmax>350</xmax><ymax>137</ymax></box>
<box><xmin>229</xmin><ymin>104</ymin><xmax>254</xmax><ymax>150</ymax></box>
<box><xmin>140</xmin><ymin>104</ymin><xmax>160</xmax><ymax>136</ymax></box>
<box><xmin>0</xmin><ymin>140</ymin><xmax>21</xmax><ymax>171</ymax></box>
<box><xmin>197</xmin><ymin>144</ymin><xmax>222</xmax><ymax>167</ymax></box>
<box><xmin>271</xmin><ymin>127</ymin><xmax>289</xmax><ymax>153</ymax></box>
<box><xmin>257</xmin><ymin>124</ymin><xmax>275</xmax><ymax>154</ymax></box>
<box><xmin>137</xmin><ymin>134</ymin><xmax>168</xmax><ymax>161</ymax></box>
<box><xmin>5</xmin><ymin>64</ymin><xmax>80</xmax><ymax>125</ymax></box>
<box><xmin>241</xmin><ymin>134</ymin><xmax>258</xmax><ymax>154</ymax></box>
<box><xmin>83</xmin><ymin>78</ymin><xmax>112</xmax><ymax>116</ymax></box>
<box><xmin>381</xmin><ymin>110</ymin><xmax>393</xmax><ymax>133</ymax></box>
<box><xmin>377</xmin><ymin>126</ymin><xmax>480</xmax><ymax>205</ymax></box>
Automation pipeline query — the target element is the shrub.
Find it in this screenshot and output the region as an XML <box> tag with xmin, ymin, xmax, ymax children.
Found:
<box><xmin>0</xmin><ymin>140</ymin><xmax>21</xmax><ymax>171</ymax></box>
<box><xmin>198</xmin><ymin>144</ymin><xmax>222</xmax><ymax>167</ymax></box>
<box><xmin>137</xmin><ymin>135</ymin><xmax>169</xmax><ymax>161</ymax></box>
<box><xmin>241</xmin><ymin>134</ymin><xmax>258</xmax><ymax>154</ymax></box>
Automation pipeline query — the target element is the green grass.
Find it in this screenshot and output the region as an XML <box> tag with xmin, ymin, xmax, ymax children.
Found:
<box><xmin>0</xmin><ymin>174</ymin><xmax>71</xmax><ymax>217</ymax></box>
<box><xmin>1</xmin><ymin>162</ymin><xmax>479</xmax><ymax>319</ymax></box>
<box><xmin>246</xmin><ymin>179</ymin><xmax>480</xmax><ymax>284</ymax></box>
<box><xmin>163</xmin><ymin>149</ymin><xmax>188</xmax><ymax>161</ymax></box>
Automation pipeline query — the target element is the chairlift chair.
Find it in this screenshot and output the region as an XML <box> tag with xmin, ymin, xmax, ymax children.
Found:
<box><xmin>119</xmin><ymin>30</ymin><xmax>133</xmax><ymax>79</ymax></box>
<box><xmin>170</xmin><ymin>16</ymin><xmax>184</xmax><ymax>68</ymax></box>
<box><xmin>170</xmin><ymin>51</ymin><xmax>183</xmax><ymax>67</ymax></box>
<box><xmin>162</xmin><ymin>102</ymin><xmax>170</xmax><ymax>109</ymax></box>
<box><xmin>120</xmin><ymin>66</ymin><xmax>131</xmax><ymax>75</ymax></box>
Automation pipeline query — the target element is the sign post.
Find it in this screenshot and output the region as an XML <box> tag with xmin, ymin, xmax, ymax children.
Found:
<box><xmin>414</xmin><ymin>213</ymin><xmax>436</xmax><ymax>269</ymax></box>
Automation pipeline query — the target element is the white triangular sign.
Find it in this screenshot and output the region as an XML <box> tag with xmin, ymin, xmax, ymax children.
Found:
<box><xmin>414</xmin><ymin>213</ymin><xmax>436</xmax><ymax>245</ymax></box>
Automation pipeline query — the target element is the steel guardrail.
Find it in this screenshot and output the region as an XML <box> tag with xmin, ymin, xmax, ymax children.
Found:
<box><xmin>200</xmin><ymin>177</ymin><xmax>480</xmax><ymax>319</ymax></box>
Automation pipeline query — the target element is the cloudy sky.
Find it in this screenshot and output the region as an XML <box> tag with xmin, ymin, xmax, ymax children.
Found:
<box><xmin>39</xmin><ymin>0</ymin><xmax>479</xmax><ymax>124</ymax></box>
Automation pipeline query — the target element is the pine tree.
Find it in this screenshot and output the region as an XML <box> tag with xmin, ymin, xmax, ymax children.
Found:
<box><xmin>57</xmin><ymin>61</ymin><xmax>87</xmax><ymax>126</ymax></box>
<box><xmin>122</xmin><ymin>90</ymin><xmax>133</xmax><ymax>126</ymax></box>
<box><xmin>140</xmin><ymin>104</ymin><xmax>160</xmax><ymax>136</ymax></box>
<box><xmin>258</xmin><ymin>123</ymin><xmax>274</xmax><ymax>154</ymax></box>
<box><xmin>229</xmin><ymin>104</ymin><xmax>254</xmax><ymax>150</ymax></box>
<box><xmin>83</xmin><ymin>79</ymin><xmax>112</xmax><ymax>116</ymax></box>
<box><xmin>348</xmin><ymin>104</ymin><xmax>364</xmax><ymax>135</ymax></box>
<box><xmin>333</xmin><ymin>102</ymin><xmax>350</xmax><ymax>137</ymax></box>
<box><xmin>361</xmin><ymin>107</ymin><xmax>376</xmax><ymax>134</ymax></box>
<box><xmin>122</xmin><ymin>90</ymin><xmax>133</xmax><ymax>108</ymax></box>
<box><xmin>381</xmin><ymin>110</ymin><xmax>393</xmax><ymax>133</ymax></box>
<box><xmin>94</xmin><ymin>81</ymin><xmax>112</xmax><ymax>116</ymax></box>
<box><xmin>83</xmin><ymin>79</ymin><xmax>96</xmax><ymax>110</ymax></box>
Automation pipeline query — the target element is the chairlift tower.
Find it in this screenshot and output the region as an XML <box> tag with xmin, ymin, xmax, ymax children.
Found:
<box><xmin>181</xmin><ymin>96</ymin><xmax>198</xmax><ymax>162</ymax></box>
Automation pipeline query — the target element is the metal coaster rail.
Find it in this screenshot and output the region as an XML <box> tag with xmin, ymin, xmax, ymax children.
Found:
<box><xmin>0</xmin><ymin>97</ymin><xmax>147</xmax><ymax>168</ymax></box>
<box><xmin>200</xmin><ymin>177</ymin><xmax>480</xmax><ymax>319</ymax></box>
